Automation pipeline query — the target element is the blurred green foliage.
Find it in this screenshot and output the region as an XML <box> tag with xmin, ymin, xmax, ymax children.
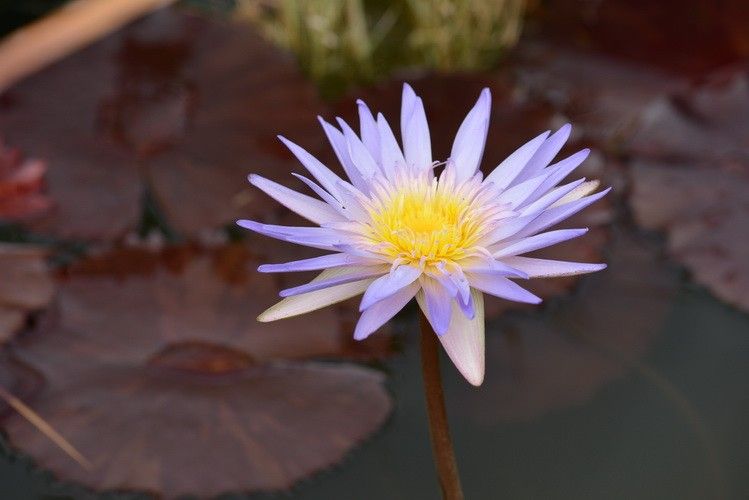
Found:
<box><xmin>237</xmin><ymin>0</ymin><xmax>526</xmax><ymax>96</ymax></box>
<box><xmin>406</xmin><ymin>0</ymin><xmax>524</xmax><ymax>71</ymax></box>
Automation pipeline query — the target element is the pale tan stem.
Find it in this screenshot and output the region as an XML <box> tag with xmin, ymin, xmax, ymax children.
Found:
<box><xmin>0</xmin><ymin>384</ymin><xmax>92</xmax><ymax>470</ymax></box>
<box><xmin>0</xmin><ymin>0</ymin><xmax>177</xmax><ymax>93</ymax></box>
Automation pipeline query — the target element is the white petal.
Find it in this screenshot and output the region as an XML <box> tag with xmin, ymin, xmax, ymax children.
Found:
<box><xmin>338</xmin><ymin>117</ymin><xmax>380</xmax><ymax>182</ymax></box>
<box><xmin>357</xmin><ymin>100</ymin><xmax>381</xmax><ymax>164</ymax></box>
<box><xmin>354</xmin><ymin>281</ymin><xmax>419</xmax><ymax>340</ymax></box>
<box><xmin>521</xmin><ymin>149</ymin><xmax>590</xmax><ymax>207</ymax></box>
<box><xmin>401</xmin><ymin>85</ymin><xmax>432</xmax><ymax>170</ymax></box>
<box><xmin>377</xmin><ymin>112</ymin><xmax>406</xmax><ymax>179</ymax></box>
<box><xmin>517</xmin><ymin>188</ymin><xmax>611</xmax><ymax>238</ymax></box>
<box><xmin>278</xmin><ymin>136</ymin><xmax>345</xmax><ymax>199</ymax></box>
<box><xmin>466</xmin><ymin>273</ymin><xmax>541</xmax><ymax>304</ymax></box>
<box><xmin>501</xmin><ymin>256</ymin><xmax>607</xmax><ymax>278</ymax></box>
<box><xmin>417</xmin><ymin>288</ymin><xmax>486</xmax><ymax>386</ymax></box>
<box><xmin>258</xmin><ymin>268</ymin><xmax>376</xmax><ymax>322</ymax></box>
<box><xmin>520</xmin><ymin>178</ymin><xmax>587</xmax><ymax>217</ymax></box>
<box><xmin>551</xmin><ymin>179</ymin><xmax>601</xmax><ymax>207</ymax></box>
<box><xmin>249</xmin><ymin>174</ymin><xmax>345</xmax><ymax>225</ymax></box>
<box><xmin>450</xmin><ymin>88</ymin><xmax>491</xmax><ymax>182</ymax></box>
<box><xmin>318</xmin><ymin>117</ymin><xmax>368</xmax><ymax>190</ymax></box>
<box><xmin>496</xmin><ymin>171</ymin><xmax>550</xmax><ymax>209</ymax></box>
<box><xmin>512</xmin><ymin>124</ymin><xmax>571</xmax><ymax>185</ymax></box>
<box><xmin>291</xmin><ymin>173</ymin><xmax>346</xmax><ymax>215</ymax></box>
<box><xmin>485</xmin><ymin>130</ymin><xmax>550</xmax><ymax>189</ymax></box>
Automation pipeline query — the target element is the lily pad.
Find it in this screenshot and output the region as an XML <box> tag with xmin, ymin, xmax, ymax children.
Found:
<box><xmin>0</xmin><ymin>9</ymin><xmax>326</xmax><ymax>241</ymax></box>
<box><xmin>4</xmin><ymin>341</ymin><xmax>390</xmax><ymax>498</ymax></box>
<box><xmin>628</xmin><ymin>69</ymin><xmax>749</xmax><ymax>313</ymax></box>
<box><xmin>1</xmin><ymin>244</ymin><xmax>393</xmax><ymax>497</ymax></box>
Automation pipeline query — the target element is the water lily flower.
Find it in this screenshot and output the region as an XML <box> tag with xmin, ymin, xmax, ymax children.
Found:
<box><xmin>239</xmin><ymin>84</ymin><xmax>609</xmax><ymax>386</ymax></box>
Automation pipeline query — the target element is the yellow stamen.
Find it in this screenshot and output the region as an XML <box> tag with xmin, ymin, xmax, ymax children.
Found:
<box><xmin>364</xmin><ymin>175</ymin><xmax>486</xmax><ymax>268</ymax></box>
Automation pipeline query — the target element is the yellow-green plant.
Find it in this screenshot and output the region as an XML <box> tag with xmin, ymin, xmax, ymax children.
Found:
<box><xmin>237</xmin><ymin>0</ymin><xmax>397</xmax><ymax>92</ymax></box>
<box><xmin>406</xmin><ymin>0</ymin><xmax>524</xmax><ymax>71</ymax></box>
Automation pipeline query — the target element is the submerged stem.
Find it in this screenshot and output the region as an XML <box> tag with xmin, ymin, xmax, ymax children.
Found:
<box><xmin>419</xmin><ymin>312</ymin><xmax>464</xmax><ymax>500</ymax></box>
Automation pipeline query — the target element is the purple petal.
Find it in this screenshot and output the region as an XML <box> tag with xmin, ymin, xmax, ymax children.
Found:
<box><xmin>459</xmin><ymin>256</ymin><xmax>528</xmax><ymax>279</ymax></box>
<box><xmin>278</xmin><ymin>136</ymin><xmax>345</xmax><ymax>199</ymax></box>
<box><xmin>517</xmin><ymin>188</ymin><xmax>611</xmax><ymax>238</ymax></box>
<box><xmin>401</xmin><ymin>85</ymin><xmax>432</xmax><ymax>170</ymax></box>
<box><xmin>360</xmin><ymin>264</ymin><xmax>422</xmax><ymax>310</ymax></box>
<box><xmin>258</xmin><ymin>268</ymin><xmax>375</xmax><ymax>322</ymax></box>
<box><xmin>520</xmin><ymin>178</ymin><xmax>587</xmax><ymax>216</ymax></box>
<box><xmin>357</xmin><ymin>100</ymin><xmax>381</xmax><ymax>164</ymax></box>
<box><xmin>318</xmin><ymin>117</ymin><xmax>368</xmax><ymax>191</ymax></box>
<box><xmin>450</xmin><ymin>88</ymin><xmax>491</xmax><ymax>182</ymax></box>
<box><xmin>521</xmin><ymin>149</ymin><xmax>590</xmax><ymax>207</ymax></box>
<box><xmin>338</xmin><ymin>117</ymin><xmax>380</xmax><ymax>181</ymax></box>
<box><xmin>354</xmin><ymin>281</ymin><xmax>419</xmax><ymax>340</ymax></box>
<box><xmin>457</xmin><ymin>289</ymin><xmax>475</xmax><ymax>319</ymax></box>
<box><xmin>421</xmin><ymin>277</ymin><xmax>453</xmax><ymax>335</ymax></box>
<box><xmin>496</xmin><ymin>171</ymin><xmax>551</xmax><ymax>209</ymax></box>
<box><xmin>493</xmin><ymin>228</ymin><xmax>589</xmax><ymax>258</ymax></box>
<box><xmin>501</xmin><ymin>256</ymin><xmax>607</xmax><ymax>278</ymax></box>
<box><xmin>248</xmin><ymin>174</ymin><xmax>344</xmax><ymax>225</ymax></box>
<box><xmin>485</xmin><ymin>130</ymin><xmax>550</xmax><ymax>189</ymax></box>
<box><xmin>258</xmin><ymin>253</ymin><xmax>371</xmax><ymax>273</ymax></box>
<box><xmin>466</xmin><ymin>273</ymin><xmax>541</xmax><ymax>304</ymax></box>
<box><xmin>512</xmin><ymin>124</ymin><xmax>571</xmax><ymax>185</ymax></box>
<box><xmin>237</xmin><ymin>220</ymin><xmax>341</xmax><ymax>250</ymax></box>
<box><xmin>291</xmin><ymin>173</ymin><xmax>345</xmax><ymax>213</ymax></box>
<box><xmin>280</xmin><ymin>265</ymin><xmax>388</xmax><ymax>297</ymax></box>
<box><xmin>377</xmin><ymin>112</ymin><xmax>406</xmax><ymax>178</ymax></box>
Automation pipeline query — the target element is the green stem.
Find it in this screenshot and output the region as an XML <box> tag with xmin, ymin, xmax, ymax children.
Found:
<box><xmin>420</xmin><ymin>312</ymin><xmax>465</xmax><ymax>500</ymax></box>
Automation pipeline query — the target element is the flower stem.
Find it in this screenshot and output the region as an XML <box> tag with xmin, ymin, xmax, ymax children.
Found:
<box><xmin>419</xmin><ymin>312</ymin><xmax>464</xmax><ymax>500</ymax></box>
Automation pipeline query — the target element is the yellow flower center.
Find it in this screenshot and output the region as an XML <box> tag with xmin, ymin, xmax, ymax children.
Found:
<box><xmin>365</xmin><ymin>176</ymin><xmax>485</xmax><ymax>267</ymax></box>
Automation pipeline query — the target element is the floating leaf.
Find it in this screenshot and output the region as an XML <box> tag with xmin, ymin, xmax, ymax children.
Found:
<box><xmin>514</xmin><ymin>43</ymin><xmax>685</xmax><ymax>143</ymax></box>
<box><xmin>0</xmin><ymin>9</ymin><xmax>327</xmax><ymax>241</ymax></box>
<box><xmin>137</xmin><ymin>11</ymin><xmax>328</xmax><ymax>238</ymax></box>
<box><xmin>629</xmin><ymin>69</ymin><xmax>749</xmax><ymax>164</ymax></box>
<box><xmin>1</xmin><ymin>244</ymin><xmax>392</xmax><ymax>496</ymax></box>
<box><xmin>5</xmin><ymin>342</ymin><xmax>390</xmax><ymax>497</ymax></box>
<box><xmin>628</xmin><ymin>69</ymin><xmax>749</xmax><ymax>313</ymax></box>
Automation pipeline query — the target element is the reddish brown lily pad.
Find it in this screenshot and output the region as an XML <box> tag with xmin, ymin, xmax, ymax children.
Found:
<box><xmin>458</xmin><ymin>231</ymin><xmax>678</xmax><ymax>422</ymax></box>
<box><xmin>137</xmin><ymin>11</ymin><xmax>328</xmax><ymax>238</ymax></box>
<box><xmin>5</xmin><ymin>341</ymin><xmax>390</xmax><ymax>498</ymax></box>
<box><xmin>629</xmin><ymin>68</ymin><xmax>749</xmax><ymax>165</ymax></box>
<box><xmin>0</xmin><ymin>28</ymin><xmax>142</xmax><ymax>241</ymax></box>
<box><xmin>0</xmin><ymin>9</ymin><xmax>327</xmax><ymax>241</ymax></box>
<box><xmin>46</xmin><ymin>244</ymin><xmax>391</xmax><ymax>363</ymax></box>
<box><xmin>627</xmin><ymin>69</ymin><xmax>749</xmax><ymax>313</ymax></box>
<box><xmin>0</xmin><ymin>244</ymin><xmax>54</xmax><ymax>343</ymax></box>
<box><xmin>630</xmin><ymin>162</ymin><xmax>749</xmax><ymax>313</ymax></box>
<box><xmin>0</xmin><ymin>244</ymin><xmax>393</xmax><ymax>497</ymax></box>
<box><xmin>514</xmin><ymin>43</ymin><xmax>685</xmax><ymax>144</ymax></box>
